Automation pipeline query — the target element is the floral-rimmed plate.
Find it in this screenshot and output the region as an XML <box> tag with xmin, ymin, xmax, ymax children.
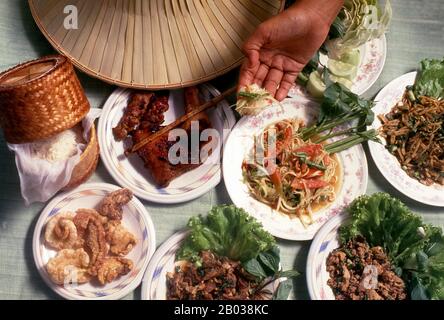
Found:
<box><xmin>289</xmin><ymin>35</ymin><xmax>387</xmax><ymax>98</ymax></box>
<box><xmin>368</xmin><ymin>72</ymin><xmax>444</xmax><ymax>207</ymax></box>
<box><xmin>32</xmin><ymin>183</ymin><xmax>156</xmax><ymax>300</ymax></box>
<box><xmin>306</xmin><ymin>213</ymin><xmax>346</xmax><ymax>300</ymax></box>
<box><xmin>222</xmin><ymin>100</ymin><xmax>368</xmax><ymax>241</ymax></box>
<box><xmin>141</xmin><ymin>230</ymin><xmax>280</xmax><ymax>300</ymax></box>
<box><xmin>98</xmin><ymin>84</ymin><xmax>236</xmax><ymax>204</ymax></box>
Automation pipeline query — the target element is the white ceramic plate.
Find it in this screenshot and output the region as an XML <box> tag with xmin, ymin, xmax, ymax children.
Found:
<box><xmin>141</xmin><ymin>230</ymin><xmax>280</xmax><ymax>300</ymax></box>
<box><xmin>141</xmin><ymin>230</ymin><xmax>187</xmax><ymax>300</ymax></box>
<box><xmin>289</xmin><ymin>35</ymin><xmax>387</xmax><ymax>97</ymax></box>
<box><xmin>98</xmin><ymin>84</ymin><xmax>236</xmax><ymax>204</ymax></box>
<box><xmin>32</xmin><ymin>183</ymin><xmax>156</xmax><ymax>300</ymax></box>
<box><xmin>222</xmin><ymin>99</ymin><xmax>368</xmax><ymax>241</ymax></box>
<box><xmin>306</xmin><ymin>213</ymin><xmax>347</xmax><ymax>300</ymax></box>
<box><xmin>368</xmin><ymin>72</ymin><xmax>444</xmax><ymax>206</ymax></box>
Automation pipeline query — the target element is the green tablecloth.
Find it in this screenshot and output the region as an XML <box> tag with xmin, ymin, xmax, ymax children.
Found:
<box><xmin>0</xmin><ymin>0</ymin><xmax>443</xmax><ymax>300</ymax></box>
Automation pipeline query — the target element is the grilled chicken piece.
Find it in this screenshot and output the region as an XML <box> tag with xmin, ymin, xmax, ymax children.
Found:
<box><xmin>113</xmin><ymin>92</ymin><xmax>154</xmax><ymax>140</ymax></box>
<box><xmin>132</xmin><ymin>86</ymin><xmax>213</xmax><ymax>188</ymax></box>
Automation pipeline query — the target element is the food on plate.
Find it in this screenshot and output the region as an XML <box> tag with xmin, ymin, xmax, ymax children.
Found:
<box><xmin>114</xmin><ymin>87</ymin><xmax>213</xmax><ymax>187</ymax></box>
<box><xmin>46</xmin><ymin>248</ymin><xmax>91</xmax><ymax>285</ymax></box>
<box><xmin>241</xmin><ymin>97</ymin><xmax>380</xmax><ymax>227</ymax></box>
<box><xmin>44</xmin><ymin>212</ymin><xmax>81</xmax><ymax>250</ymax></box>
<box><xmin>242</xmin><ymin>119</ymin><xmax>340</xmax><ymax>226</ymax></box>
<box><xmin>167</xmin><ymin>205</ymin><xmax>299</xmax><ymax>300</ymax></box>
<box><xmin>105</xmin><ymin>220</ymin><xmax>137</xmax><ymax>256</ymax></box>
<box><xmin>97</xmin><ymin>257</ymin><xmax>133</xmax><ymax>285</ymax></box>
<box><xmin>329</xmin><ymin>193</ymin><xmax>444</xmax><ymax>300</ymax></box>
<box><xmin>379</xmin><ymin>58</ymin><xmax>444</xmax><ymax>186</ymax></box>
<box><xmin>167</xmin><ymin>251</ymin><xmax>267</xmax><ymax>300</ymax></box>
<box><xmin>298</xmin><ymin>0</ymin><xmax>391</xmax><ymax>96</ymax></box>
<box><xmin>98</xmin><ymin>188</ymin><xmax>133</xmax><ymax>220</ymax></box>
<box><xmin>43</xmin><ymin>188</ymin><xmax>136</xmax><ymax>286</ymax></box>
<box><xmin>30</xmin><ymin>125</ymin><xmax>84</xmax><ymax>162</ymax></box>
<box><xmin>236</xmin><ymin>84</ymin><xmax>277</xmax><ymax>116</ymax></box>
<box><xmin>327</xmin><ymin>237</ymin><xmax>407</xmax><ymax>300</ymax></box>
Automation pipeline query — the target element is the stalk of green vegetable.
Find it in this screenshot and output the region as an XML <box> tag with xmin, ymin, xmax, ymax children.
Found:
<box><xmin>324</xmin><ymin>129</ymin><xmax>378</xmax><ymax>154</ymax></box>
<box><xmin>293</xmin><ymin>152</ymin><xmax>327</xmax><ymax>170</ymax></box>
<box><xmin>311</xmin><ymin>128</ymin><xmax>357</xmax><ymax>143</ymax></box>
<box><xmin>300</xmin><ymin>108</ymin><xmax>364</xmax><ymax>141</ymax></box>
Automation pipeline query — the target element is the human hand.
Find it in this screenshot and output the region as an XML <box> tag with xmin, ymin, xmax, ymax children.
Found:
<box><xmin>238</xmin><ymin>0</ymin><xmax>343</xmax><ymax>101</ymax></box>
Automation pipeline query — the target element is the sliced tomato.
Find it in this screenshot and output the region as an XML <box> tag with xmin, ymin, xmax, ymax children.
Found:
<box><xmin>305</xmin><ymin>179</ymin><xmax>329</xmax><ymax>189</ymax></box>
<box><xmin>323</xmin><ymin>154</ymin><xmax>331</xmax><ymax>166</ymax></box>
<box><xmin>291</xmin><ymin>179</ymin><xmax>304</xmax><ymax>190</ymax></box>
<box><xmin>291</xmin><ymin>177</ymin><xmax>328</xmax><ymax>190</ymax></box>
<box><xmin>276</xmin><ymin>126</ymin><xmax>293</xmax><ymax>155</ymax></box>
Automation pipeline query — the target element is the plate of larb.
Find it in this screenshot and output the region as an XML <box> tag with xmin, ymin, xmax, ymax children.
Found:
<box><xmin>32</xmin><ymin>183</ymin><xmax>156</xmax><ymax>300</ymax></box>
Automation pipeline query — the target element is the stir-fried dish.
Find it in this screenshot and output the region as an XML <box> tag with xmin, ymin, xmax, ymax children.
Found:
<box><xmin>167</xmin><ymin>205</ymin><xmax>299</xmax><ymax>300</ymax></box>
<box><xmin>242</xmin><ymin>119</ymin><xmax>339</xmax><ymax>227</ymax></box>
<box><xmin>327</xmin><ymin>237</ymin><xmax>407</xmax><ymax>300</ymax></box>
<box><xmin>379</xmin><ymin>93</ymin><xmax>444</xmax><ymax>185</ymax></box>
<box><xmin>167</xmin><ymin>251</ymin><xmax>267</xmax><ymax>300</ymax></box>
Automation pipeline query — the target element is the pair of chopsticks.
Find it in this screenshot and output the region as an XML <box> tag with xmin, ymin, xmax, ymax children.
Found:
<box><xmin>126</xmin><ymin>86</ymin><xmax>237</xmax><ymax>154</ymax></box>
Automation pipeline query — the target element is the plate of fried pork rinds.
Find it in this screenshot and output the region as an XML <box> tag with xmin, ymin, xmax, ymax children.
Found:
<box><xmin>98</xmin><ymin>84</ymin><xmax>235</xmax><ymax>204</ymax></box>
<box><xmin>33</xmin><ymin>183</ymin><xmax>156</xmax><ymax>300</ymax></box>
<box><xmin>368</xmin><ymin>72</ymin><xmax>444</xmax><ymax>206</ymax></box>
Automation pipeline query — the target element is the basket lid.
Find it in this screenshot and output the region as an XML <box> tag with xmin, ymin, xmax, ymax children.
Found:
<box><xmin>0</xmin><ymin>55</ymin><xmax>90</xmax><ymax>144</ymax></box>
<box><xmin>28</xmin><ymin>0</ymin><xmax>284</xmax><ymax>90</ymax></box>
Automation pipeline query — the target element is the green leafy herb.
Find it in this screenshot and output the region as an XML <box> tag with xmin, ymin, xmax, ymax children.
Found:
<box><xmin>244</xmin><ymin>246</ymin><xmax>280</xmax><ymax>279</ymax></box>
<box><xmin>320</xmin><ymin>83</ymin><xmax>374</xmax><ymax>125</ymax></box>
<box><xmin>243</xmin><ymin>258</ymin><xmax>267</xmax><ymax>279</ymax></box>
<box><xmin>414</xmin><ymin>58</ymin><xmax>444</xmax><ymax>99</ymax></box>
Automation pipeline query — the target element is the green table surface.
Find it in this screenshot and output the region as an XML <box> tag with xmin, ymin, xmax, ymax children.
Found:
<box><xmin>0</xmin><ymin>0</ymin><xmax>443</xmax><ymax>300</ymax></box>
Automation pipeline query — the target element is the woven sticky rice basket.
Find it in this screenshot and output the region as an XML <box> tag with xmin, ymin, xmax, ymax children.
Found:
<box><xmin>0</xmin><ymin>54</ymin><xmax>98</xmax><ymax>189</ymax></box>
<box><xmin>0</xmin><ymin>55</ymin><xmax>90</xmax><ymax>144</ymax></box>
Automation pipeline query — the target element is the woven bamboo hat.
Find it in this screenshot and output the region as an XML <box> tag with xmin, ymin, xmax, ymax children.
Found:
<box><xmin>0</xmin><ymin>55</ymin><xmax>90</xmax><ymax>144</ymax></box>
<box><xmin>28</xmin><ymin>0</ymin><xmax>284</xmax><ymax>90</ymax></box>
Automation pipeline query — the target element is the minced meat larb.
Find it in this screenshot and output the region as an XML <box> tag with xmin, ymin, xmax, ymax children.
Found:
<box><xmin>326</xmin><ymin>237</ymin><xmax>407</xmax><ymax>300</ymax></box>
<box><xmin>167</xmin><ymin>251</ymin><xmax>269</xmax><ymax>300</ymax></box>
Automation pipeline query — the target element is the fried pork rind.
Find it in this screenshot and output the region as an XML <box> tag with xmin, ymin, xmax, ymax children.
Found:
<box><xmin>98</xmin><ymin>188</ymin><xmax>133</xmax><ymax>221</ymax></box>
<box><xmin>84</xmin><ymin>216</ymin><xmax>108</xmax><ymax>276</ymax></box>
<box><xmin>97</xmin><ymin>257</ymin><xmax>133</xmax><ymax>285</ymax></box>
<box><xmin>45</xmin><ymin>212</ymin><xmax>81</xmax><ymax>250</ymax></box>
<box><xmin>73</xmin><ymin>208</ymin><xmax>108</xmax><ymax>241</ymax></box>
<box><xmin>105</xmin><ymin>221</ymin><xmax>137</xmax><ymax>256</ymax></box>
<box><xmin>46</xmin><ymin>248</ymin><xmax>91</xmax><ymax>285</ymax></box>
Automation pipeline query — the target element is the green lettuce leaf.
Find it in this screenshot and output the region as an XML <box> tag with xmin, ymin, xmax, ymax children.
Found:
<box><xmin>177</xmin><ymin>205</ymin><xmax>276</xmax><ymax>264</ymax></box>
<box><xmin>339</xmin><ymin>193</ymin><xmax>425</xmax><ymax>265</ymax></box>
<box><xmin>414</xmin><ymin>58</ymin><xmax>444</xmax><ymax>99</ymax></box>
